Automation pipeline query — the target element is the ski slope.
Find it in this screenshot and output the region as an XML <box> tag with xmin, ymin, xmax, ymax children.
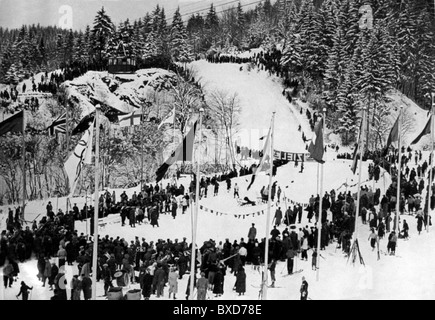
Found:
<box><xmin>191</xmin><ymin>60</ymin><xmax>308</xmax><ymax>154</ymax></box>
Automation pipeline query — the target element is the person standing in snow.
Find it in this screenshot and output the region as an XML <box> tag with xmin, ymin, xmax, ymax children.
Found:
<box><xmin>141</xmin><ymin>267</ymin><xmax>153</xmax><ymax>300</ymax></box>
<box><xmin>234</xmin><ymin>183</ymin><xmax>240</xmax><ymax>199</ymax></box>
<box><xmin>42</xmin><ymin>257</ymin><xmax>52</xmax><ymax>287</ymax></box>
<box><xmin>300</xmin><ymin>277</ymin><xmax>308</xmax><ymax>300</ymax></box>
<box><xmin>213</xmin><ymin>264</ymin><xmax>226</xmax><ymax>297</ymax></box>
<box><xmin>81</xmin><ymin>275</ymin><xmax>92</xmax><ymax>300</ymax></box>
<box><xmin>214</xmin><ymin>181</ymin><xmax>219</xmax><ymax>196</ymax></box>
<box><xmin>248</xmin><ymin>223</ymin><xmax>257</xmax><ymax>241</ymax></box>
<box><xmin>300</xmin><ymin>236</ymin><xmax>309</xmax><ymax>261</ymax></box>
<box><xmin>71</xmin><ymin>275</ymin><xmax>82</xmax><ymax>300</ymax></box>
<box><xmin>153</xmin><ymin>264</ymin><xmax>166</xmax><ymax>298</ymax></box>
<box><xmin>268</xmin><ymin>259</ymin><xmax>277</xmax><ymax>287</ymax></box>
<box><xmin>16</xmin><ymin>281</ymin><xmax>33</xmax><ymax>300</ymax></box>
<box><xmin>368</xmin><ymin>228</ymin><xmax>378</xmax><ymax>251</ymax></box>
<box><xmin>416</xmin><ymin>210</ymin><xmax>424</xmax><ymax>235</ymax></box>
<box><xmin>197</xmin><ymin>272</ymin><xmax>208</xmax><ymax>300</ymax></box>
<box><xmin>312</xmin><ymin>249</ymin><xmax>318</xmax><ymax>270</ymax></box>
<box><xmin>274</xmin><ymin>207</ymin><xmax>283</xmax><ymax>226</ymax></box>
<box><xmin>234</xmin><ymin>266</ymin><xmax>246</xmax><ymax>296</ymax></box>
<box><xmin>150</xmin><ymin>203</ymin><xmax>159</xmax><ymax>228</ymax></box>
<box><xmin>387</xmin><ymin>231</ymin><xmax>397</xmax><ymax>255</ymax></box>
<box><xmin>168</xmin><ymin>267</ymin><xmax>178</xmax><ymax>300</ymax></box>
<box><xmin>226</xmin><ymin>177</ymin><xmax>231</xmax><ymax>192</ymax></box>
<box><xmin>401</xmin><ymin>219</ymin><xmax>409</xmax><ymax>239</ymax></box>
<box><xmin>3</xmin><ymin>262</ymin><xmax>14</xmax><ymax>288</ymax></box>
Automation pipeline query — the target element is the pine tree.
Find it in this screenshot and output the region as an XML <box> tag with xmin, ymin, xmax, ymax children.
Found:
<box><xmin>297</xmin><ymin>0</ymin><xmax>322</xmax><ymax>81</ymax></box>
<box><xmin>336</xmin><ymin>60</ymin><xmax>359</xmax><ymax>145</ymax></box>
<box><xmin>205</xmin><ymin>4</ymin><xmax>220</xmax><ymax>48</ymax></box>
<box><xmin>92</xmin><ymin>6</ymin><xmax>115</xmax><ymax>64</ymax></box>
<box><xmin>324</xmin><ymin>26</ymin><xmax>349</xmax><ymax>110</ymax></box>
<box><xmin>414</xmin><ymin>8</ymin><xmax>435</xmax><ymax>107</ymax></box>
<box><xmin>316</xmin><ymin>0</ymin><xmax>338</xmax><ymax>79</ymax></box>
<box><xmin>83</xmin><ymin>25</ymin><xmax>92</xmax><ymax>64</ymax></box>
<box><xmin>142</xmin><ymin>13</ymin><xmax>152</xmax><ymax>38</ymax></box>
<box><xmin>170</xmin><ymin>8</ymin><xmax>192</xmax><ymax>63</ymax></box>
<box><xmin>56</xmin><ymin>33</ymin><xmax>66</xmax><ymax>67</ymax></box>
<box><xmin>235</xmin><ymin>2</ymin><xmax>246</xmax><ymax>47</ymax></box>
<box><xmin>73</xmin><ymin>32</ymin><xmax>89</xmax><ymax>66</ymax></box>
<box><xmin>65</xmin><ymin>29</ymin><xmax>75</xmax><ymax>65</ymax></box>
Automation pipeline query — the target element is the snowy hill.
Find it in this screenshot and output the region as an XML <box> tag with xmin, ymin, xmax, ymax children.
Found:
<box><xmin>63</xmin><ymin>68</ymin><xmax>177</xmax><ymax>118</ymax></box>
<box><xmin>190</xmin><ymin>60</ymin><xmax>308</xmax><ymax>154</ymax></box>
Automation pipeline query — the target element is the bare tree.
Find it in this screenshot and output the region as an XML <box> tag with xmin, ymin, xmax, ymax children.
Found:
<box><xmin>206</xmin><ymin>90</ymin><xmax>241</xmax><ymax>168</ymax></box>
<box><xmin>168</xmin><ymin>74</ymin><xmax>205</xmax><ymax>136</ymax></box>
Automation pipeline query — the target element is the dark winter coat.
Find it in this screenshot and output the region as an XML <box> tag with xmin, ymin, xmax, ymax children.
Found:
<box><xmin>235</xmin><ymin>269</ymin><xmax>246</xmax><ymax>294</ymax></box>
<box><xmin>213</xmin><ymin>268</ymin><xmax>225</xmax><ymax>295</ymax></box>
<box><xmin>150</xmin><ymin>207</ymin><xmax>159</xmax><ymax>226</ymax></box>
<box><xmin>141</xmin><ymin>273</ymin><xmax>153</xmax><ymax>298</ymax></box>
<box><xmin>81</xmin><ymin>276</ymin><xmax>92</xmax><ymax>300</ymax></box>
<box><xmin>153</xmin><ymin>268</ymin><xmax>166</xmax><ymax>287</ymax></box>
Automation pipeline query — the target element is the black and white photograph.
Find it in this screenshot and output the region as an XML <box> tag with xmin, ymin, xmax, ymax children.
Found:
<box><xmin>0</xmin><ymin>0</ymin><xmax>435</xmax><ymax>304</ymax></box>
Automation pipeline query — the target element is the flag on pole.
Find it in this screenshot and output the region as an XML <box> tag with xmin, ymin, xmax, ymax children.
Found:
<box><xmin>351</xmin><ymin>143</ymin><xmax>359</xmax><ymax>174</ymax></box>
<box><xmin>382</xmin><ymin>115</ymin><xmax>399</xmax><ymax>156</ymax></box>
<box><xmin>118</xmin><ymin>110</ymin><xmax>143</xmax><ymax>127</ymax></box>
<box><xmin>64</xmin><ymin>125</ymin><xmax>93</xmax><ymax>195</ymax></box>
<box><xmin>72</xmin><ymin>113</ymin><xmax>95</xmax><ymax>136</ymax></box>
<box><xmin>411</xmin><ymin>115</ymin><xmax>431</xmax><ymax>145</ymax></box>
<box><xmin>308</xmin><ymin>118</ymin><xmax>325</xmax><ymax>164</ymax></box>
<box><xmin>0</xmin><ymin>110</ymin><xmax>24</xmax><ymax>136</ymax></box>
<box><xmin>351</xmin><ymin>117</ymin><xmax>365</xmax><ymax>174</ymax></box>
<box><xmin>83</xmin><ymin>120</ymin><xmax>95</xmax><ymax>165</ymax></box>
<box><xmin>155</xmin><ymin>120</ymin><xmax>198</xmax><ymax>182</ymax></box>
<box><xmin>47</xmin><ymin>113</ymin><xmax>67</xmax><ymax>136</ymax></box>
<box><xmin>158</xmin><ymin>107</ymin><xmax>176</xmax><ymax>129</ymax></box>
<box><xmin>247</xmin><ymin>125</ymin><xmax>272</xmax><ymax>190</ymax></box>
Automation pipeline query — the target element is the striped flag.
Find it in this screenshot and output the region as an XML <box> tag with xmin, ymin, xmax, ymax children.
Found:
<box><xmin>382</xmin><ymin>115</ymin><xmax>400</xmax><ymax>156</ymax></box>
<box><xmin>155</xmin><ymin>120</ymin><xmax>198</xmax><ymax>182</ymax></box>
<box><xmin>0</xmin><ymin>110</ymin><xmax>24</xmax><ymax>136</ymax></box>
<box><xmin>411</xmin><ymin>115</ymin><xmax>431</xmax><ymax>145</ymax></box>
<box><xmin>247</xmin><ymin>124</ymin><xmax>272</xmax><ymax>190</ymax></box>
<box><xmin>308</xmin><ymin>118</ymin><xmax>325</xmax><ymax>164</ymax></box>
<box><xmin>64</xmin><ymin>124</ymin><xmax>94</xmax><ymax>196</ymax></box>
<box><xmin>118</xmin><ymin>110</ymin><xmax>143</xmax><ymax>127</ymax></box>
<box><xmin>47</xmin><ymin>113</ymin><xmax>66</xmax><ymax>136</ymax></box>
<box><xmin>351</xmin><ymin>117</ymin><xmax>365</xmax><ymax>174</ymax></box>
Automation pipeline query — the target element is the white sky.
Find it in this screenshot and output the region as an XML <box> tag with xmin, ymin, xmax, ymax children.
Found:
<box><xmin>0</xmin><ymin>0</ymin><xmax>263</xmax><ymax>31</ymax></box>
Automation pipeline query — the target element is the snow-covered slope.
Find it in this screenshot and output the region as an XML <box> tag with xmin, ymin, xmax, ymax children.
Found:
<box><xmin>190</xmin><ymin>60</ymin><xmax>308</xmax><ymax>154</ymax></box>
<box><xmin>63</xmin><ymin>68</ymin><xmax>177</xmax><ymax>118</ymax></box>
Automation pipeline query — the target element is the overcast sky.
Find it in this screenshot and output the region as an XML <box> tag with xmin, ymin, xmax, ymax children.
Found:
<box><xmin>0</xmin><ymin>0</ymin><xmax>261</xmax><ymax>31</ymax></box>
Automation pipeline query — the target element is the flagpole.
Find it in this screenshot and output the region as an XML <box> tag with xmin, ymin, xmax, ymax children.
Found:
<box><xmin>141</xmin><ymin>104</ymin><xmax>144</xmax><ymax>193</ymax></box>
<box><xmin>352</xmin><ymin>107</ymin><xmax>366</xmax><ymax>258</ymax></box>
<box><xmin>189</xmin><ymin>108</ymin><xmax>204</xmax><ymax>300</ymax></box>
<box><xmin>395</xmin><ymin>108</ymin><xmax>402</xmax><ymax>235</ymax></box>
<box><xmin>317</xmin><ymin>164</ymin><xmax>320</xmax><ymax>195</ymax></box>
<box><xmin>262</xmin><ymin>112</ymin><xmax>275</xmax><ymax>300</ymax></box>
<box><xmin>22</xmin><ymin>110</ymin><xmax>26</xmax><ymax>220</ymax></box>
<box><xmin>173</xmin><ymin>107</ymin><xmax>176</xmax><ymax>146</ymax></box>
<box><xmin>91</xmin><ymin>104</ymin><xmax>101</xmax><ymax>301</ymax></box>
<box><xmin>316</xmin><ymin>108</ymin><xmax>326</xmax><ymax>282</ymax></box>
<box><xmin>65</xmin><ymin>93</ymin><xmax>69</xmax><ymax>154</ymax></box>
<box><xmin>428</xmin><ymin>93</ymin><xmax>435</xmax><ymax>232</ymax></box>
